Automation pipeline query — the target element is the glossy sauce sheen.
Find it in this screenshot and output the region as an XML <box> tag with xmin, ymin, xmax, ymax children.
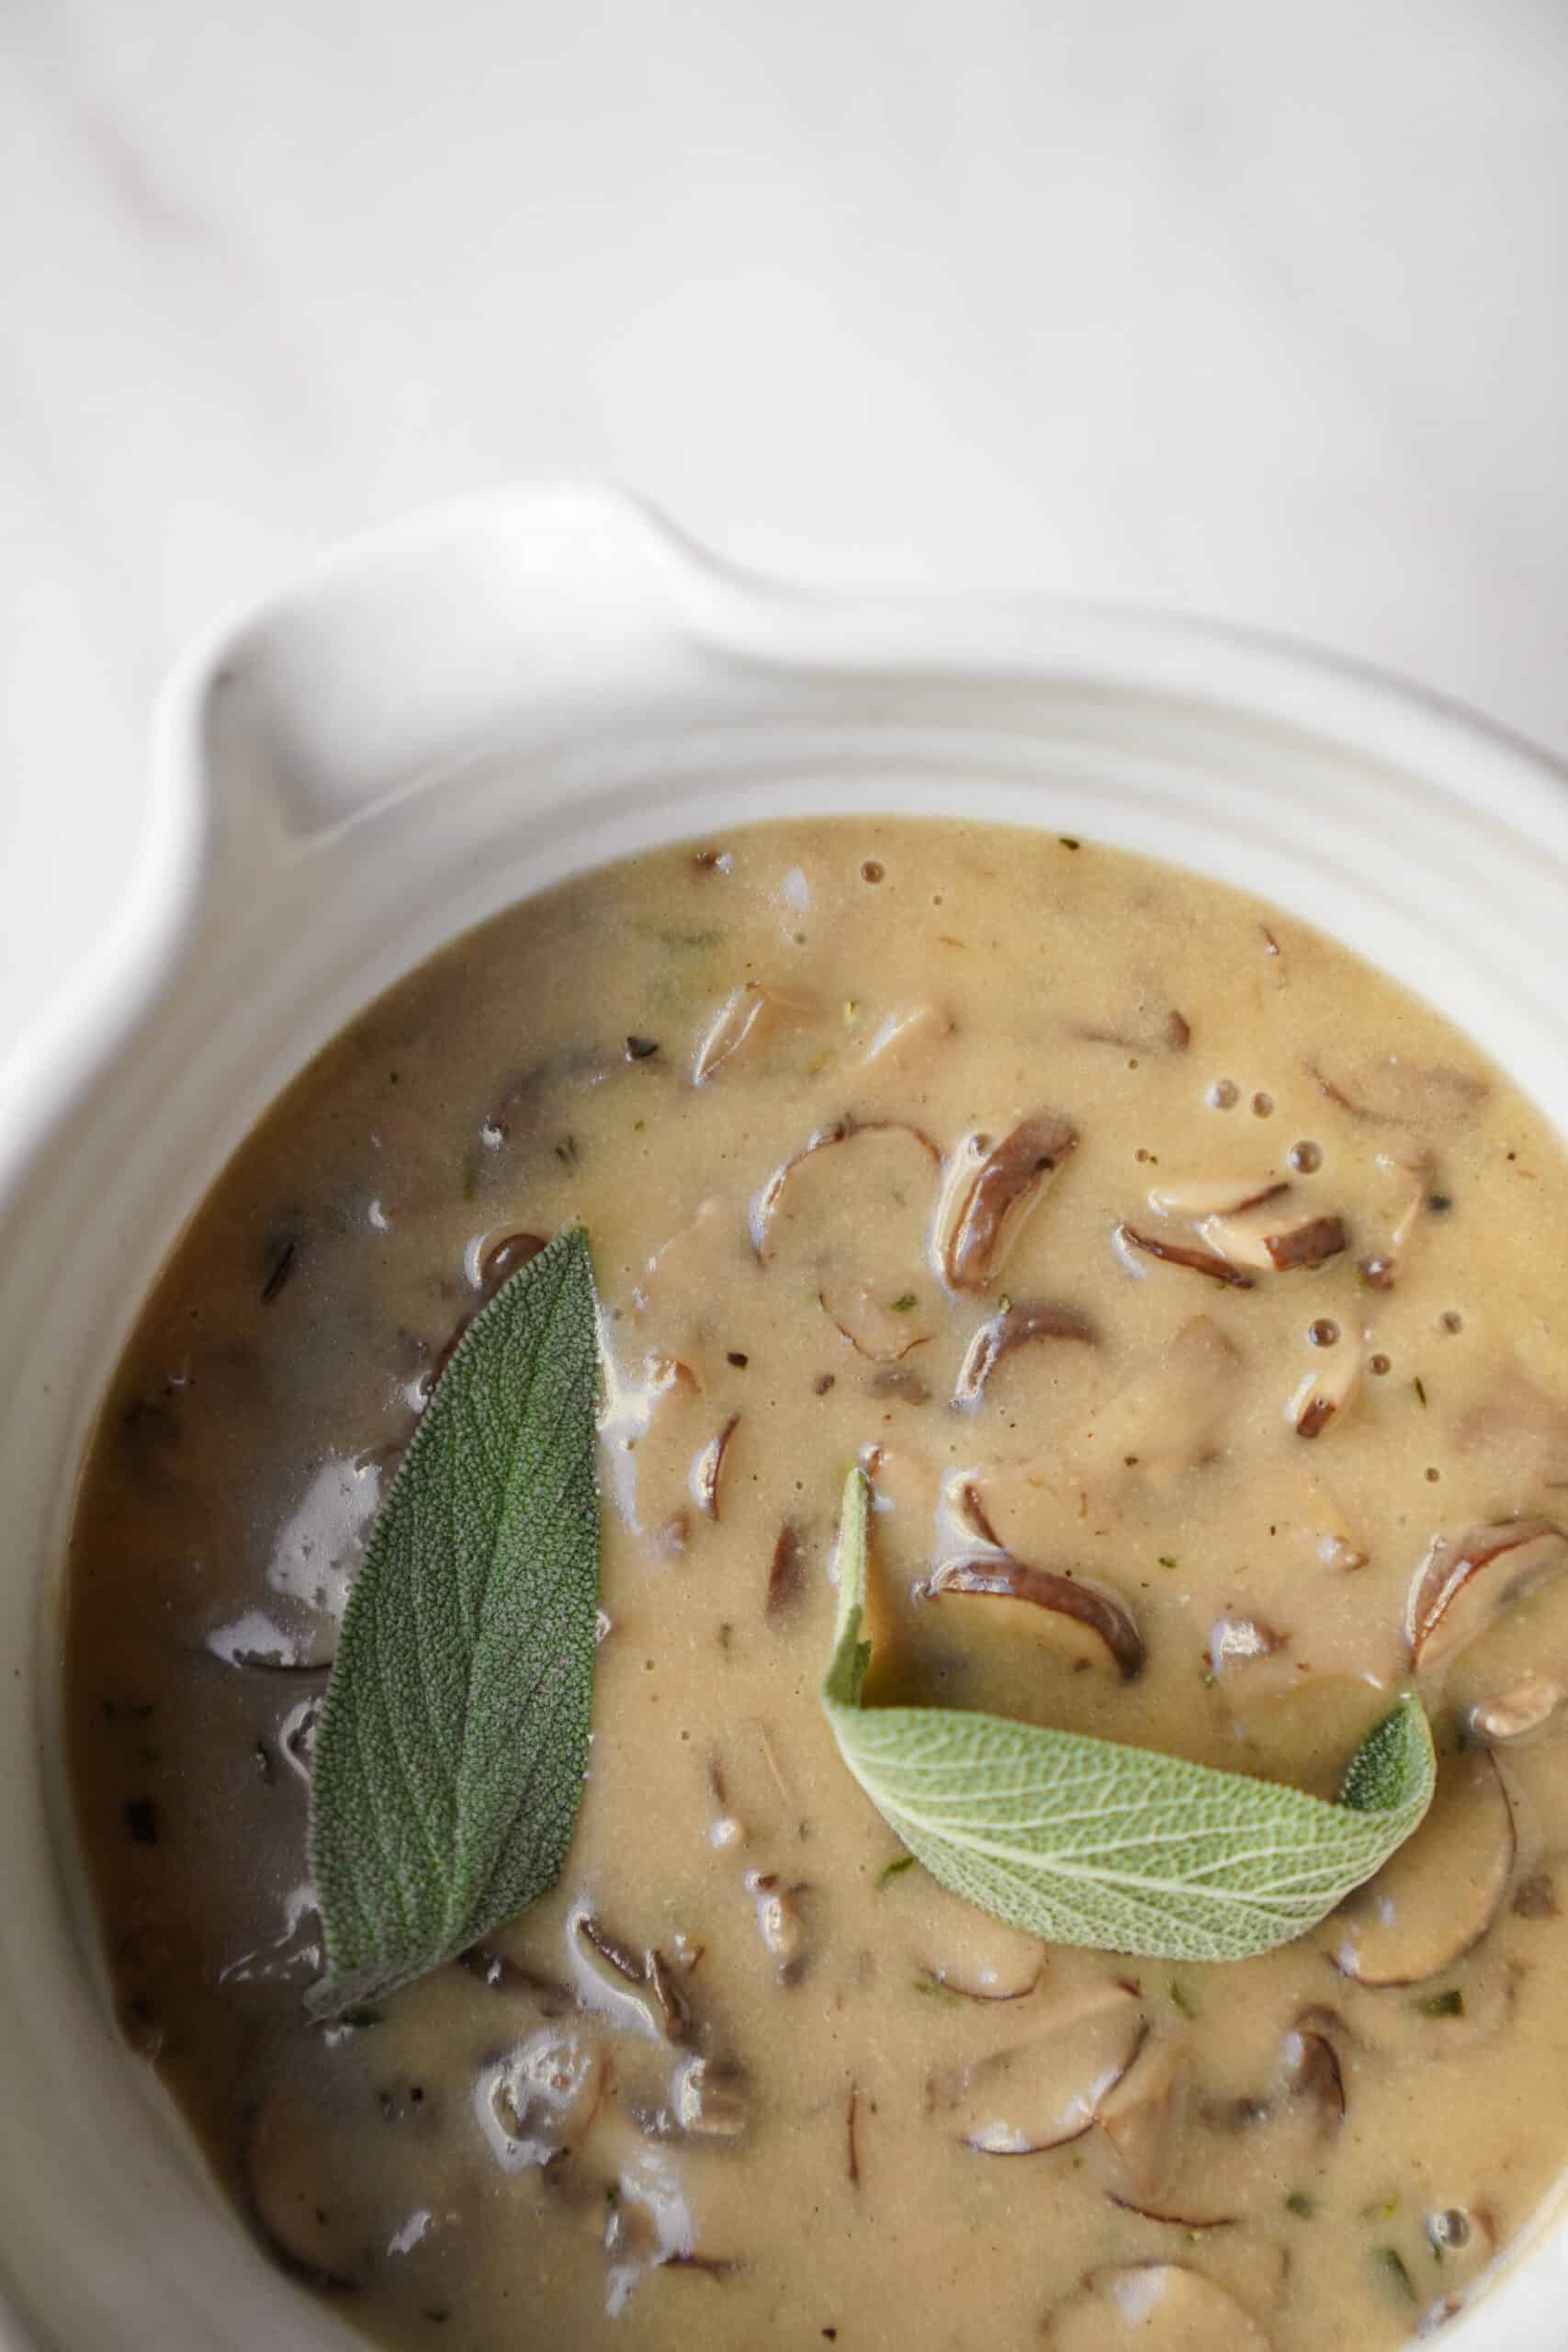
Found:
<box><xmin>66</xmin><ymin>820</ymin><xmax>1568</xmax><ymax>2350</ymax></box>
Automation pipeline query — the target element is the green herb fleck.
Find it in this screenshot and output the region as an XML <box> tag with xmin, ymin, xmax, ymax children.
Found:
<box><xmin>555</xmin><ymin>1134</ymin><xmax>579</xmax><ymax>1167</ymax></box>
<box><xmin>1413</xmin><ymin>1985</ymin><xmax>1464</xmax><ymax>2018</ymax></box>
<box><xmin>1168</xmin><ymin>1975</ymin><xmax>1199</xmax><ymax>2018</ymax></box>
<box><xmin>876</xmin><ymin>1854</ymin><xmax>916</xmax><ymax>1889</ymax></box>
<box><xmin>912</xmin><ymin>1974</ymin><xmax>960</xmax><ymax>2004</ymax></box>
<box><xmin>1414</xmin><ymin>1375</ymin><xmax>1427</xmax><ymax>1408</ymax></box>
<box><xmin>1361</xmin><ymin>2196</ymin><xmax>1400</xmax><ymax>2222</ymax></box>
<box><xmin>307</xmin><ymin>1230</ymin><xmax>601</xmax><ymax>2018</ymax></box>
<box><xmin>890</xmin><ymin>1293</ymin><xmax>918</xmax><ymax>1314</ymax></box>
<box><xmin>1371</xmin><ymin>2246</ymin><xmax>1418</xmax><ymax>2304</ymax></box>
<box><xmin>1157</xmin><ymin>1555</ymin><xmax>1178</xmax><ymax>1570</ymax></box>
<box><xmin>1285</xmin><ymin>2190</ymin><xmax>1315</xmax><ymax>2220</ymax></box>
<box><xmin>643</xmin><ymin>923</ymin><xmax>723</xmax><ymax>951</ymax></box>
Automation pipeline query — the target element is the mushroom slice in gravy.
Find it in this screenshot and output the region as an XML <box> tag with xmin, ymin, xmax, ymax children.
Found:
<box><xmin>925</xmin><ymin>1555</ymin><xmax>1145</xmax><ymax>1680</ymax></box>
<box><xmin>934</xmin><ymin>1112</ymin><xmax>1078</xmax><ymax>1292</ymax></box>
<box><xmin>930</xmin><ymin>1982</ymin><xmax>1145</xmax><ymax>2153</ymax></box>
<box><xmin>1094</xmin><ymin>2038</ymin><xmax>1190</xmax><ymax>2199</ymax></box>
<box><xmin>1471</xmin><ymin>1668</ymin><xmax>1568</xmax><ymax>1747</ymax></box>
<box><xmin>1112</xmin><ymin>1220</ymin><xmax>1256</xmax><ymax>1290</ymax></box>
<box><xmin>693</xmin><ymin>981</ymin><xmax>815</xmax><ymax>1084</ymax></box>
<box><xmin>1288</xmin><ymin>1332</ymin><xmax>1364</xmax><ymax>1441</ymax></box>
<box><xmin>1045</xmin><ymin>2263</ymin><xmax>1272</xmax><ymax>2352</ymax></box>
<box><xmin>1404</xmin><ymin>1519</ymin><xmax>1568</xmax><ymax>1670</ymax></box>
<box><xmin>1311</xmin><ymin>1055</ymin><xmax>1490</xmax><ymax>1130</ymax></box>
<box><xmin>952</xmin><ymin>1298</ymin><xmax>1096</xmax><ymax>1408</ymax></box>
<box><xmin>1333</xmin><ymin>1752</ymin><xmax>1516</xmax><ymax>1985</ymax></box>
<box><xmin>912</xmin><ymin>1878</ymin><xmax>1046</xmax><ymax>2002</ymax></box>
<box><xmin>751</xmin><ymin>1117</ymin><xmax>942</xmax><ymax>1361</ymax></box>
<box><xmin>859</xmin><ymin>999</ymin><xmax>955</xmax><ymax>1070</ymax></box>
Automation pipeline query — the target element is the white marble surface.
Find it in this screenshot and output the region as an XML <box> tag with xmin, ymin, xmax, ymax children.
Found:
<box><xmin>4</xmin><ymin>0</ymin><xmax>1568</xmax><ymax>1068</ymax></box>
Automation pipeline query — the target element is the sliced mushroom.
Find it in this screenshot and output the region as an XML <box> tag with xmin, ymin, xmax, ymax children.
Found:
<box><xmin>599</xmin><ymin>1346</ymin><xmax>716</xmax><ymax>1541</ymax></box>
<box><xmin>953</xmin><ymin>1300</ymin><xmax>1097</xmax><ymax>1408</ymax></box>
<box><xmin>671</xmin><ymin>2055</ymin><xmax>750</xmax><ymax>2138</ymax></box>
<box><xmin>1471</xmin><ymin>1669</ymin><xmax>1568</xmax><ymax>1747</ymax></box>
<box><xmin>693</xmin><ymin>983</ymin><xmax>814</xmax><ymax>1084</ymax></box>
<box><xmin>477</xmin><ymin>1227</ymin><xmax>549</xmax><ymax>1291</ymax></box>
<box><xmin>936</xmin><ymin>1113</ymin><xmax>1078</xmax><ymax>1292</ymax></box>
<box><xmin>1196</xmin><ymin>1199</ymin><xmax>1348</xmax><ymax>1273</ymax></box>
<box><xmin>1261</xmin><ymin>1213</ymin><xmax>1348</xmax><ymax>1271</ymax></box>
<box><xmin>1281</xmin><ymin>2020</ymin><xmax>1345</xmax><ymax>2133</ymax></box>
<box><xmin>1288</xmin><ymin>1334</ymin><xmax>1363</xmax><ymax>1441</ymax></box>
<box><xmin>635</xmin><ymin>1197</ymin><xmax>733</xmax><ymax>1317</ymax></box>
<box><xmin>692</xmin><ymin>1414</ymin><xmax>741</xmax><ymax>1521</ymax></box>
<box><xmin>1067</xmin><ymin>1008</ymin><xmax>1191</xmax><ymax>1057</ymax></box>
<box><xmin>750</xmin><ymin>1119</ymin><xmax>942</xmax><ymax>1361</ymax></box>
<box><xmin>1310</xmin><ymin>1057</ymin><xmax>1488</xmax><ymax>1129</ymax></box>
<box><xmin>1094</xmin><ymin>2039</ymin><xmax>1190</xmax><ymax>2200</ymax></box>
<box><xmin>750</xmin><ymin>1116</ymin><xmax>940</xmax><ymax>1260</ymax></box>
<box><xmin>860</xmin><ymin>1001</ymin><xmax>955</xmax><ymax>1069</ymax></box>
<box><xmin>1106</xmin><ymin>2194</ymin><xmax>1235</xmax><ymax>2232</ymax></box>
<box><xmin>475</xmin><ymin>2025</ymin><xmax>609</xmax><ymax>2171</ymax></box>
<box><xmin>1044</xmin><ymin>2263</ymin><xmax>1271</xmax><ymax>2351</ymax></box>
<box><xmin>1146</xmin><ymin>1173</ymin><xmax>1287</xmax><ymax>1221</ymax></box>
<box><xmin>931</xmin><ymin>1982</ymin><xmax>1146</xmax><ymax>2154</ymax></box>
<box><xmin>645</xmin><ymin>1951</ymin><xmax>692</xmax><ymax>2044</ymax></box>
<box><xmin>1352</xmin><ymin>1149</ymin><xmax>1434</xmax><ymax>1292</ymax></box>
<box><xmin>1404</xmin><ymin>1519</ymin><xmax>1568</xmax><ymax>1669</ymax></box>
<box><xmin>1333</xmin><ymin>1751</ymin><xmax>1515</xmax><ymax>1985</ymax></box>
<box><xmin>1113</xmin><ymin>1223</ymin><xmax>1255</xmax><ymax>1291</ymax></box>
<box><xmin>568</xmin><ymin>1909</ymin><xmax>693</xmax><ymax>2042</ymax></box>
<box><xmin>914</xmin><ymin>1879</ymin><xmax>1046</xmax><ymax>2002</ymax></box>
<box><xmin>925</xmin><ymin>1555</ymin><xmax>1145</xmax><ymax>1680</ymax></box>
<box><xmin>457</xmin><ymin>1944</ymin><xmax>574</xmax><ymax>2012</ymax></box>
<box><xmin>1075</xmin><ymin>1314</ymin><xmax>1246</xmax><ymax>1488</ymax></box>
<box><xmin>764</xmin><ymin>1522</ymin><xmax>806</xmax><ymax>1620</ymax></box>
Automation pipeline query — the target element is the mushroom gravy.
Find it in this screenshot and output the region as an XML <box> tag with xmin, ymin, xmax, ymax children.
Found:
<box><xmin>65</xmin><ymin>818</ymin><xmax>1568</xmax><ymax>2349</ymax></box>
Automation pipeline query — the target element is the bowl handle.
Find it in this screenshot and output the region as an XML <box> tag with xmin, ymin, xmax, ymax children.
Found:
<box><xmin>164</xmin><ymin>483</ymin><xmax>747</xmax><ymax>842</ymax></box>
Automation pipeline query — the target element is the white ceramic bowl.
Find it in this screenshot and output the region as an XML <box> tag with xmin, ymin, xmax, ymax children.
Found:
<box><xmin>5</xmin><ymin>484</ymin><xmax>1568</xmax><ymax>2349</ymax></box>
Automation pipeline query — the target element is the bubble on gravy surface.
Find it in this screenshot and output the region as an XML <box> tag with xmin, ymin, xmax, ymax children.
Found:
<box><xmin>65</xmin><ymin>816</ymin><xmax>1568</xmax><ymax>2349</ymax></box>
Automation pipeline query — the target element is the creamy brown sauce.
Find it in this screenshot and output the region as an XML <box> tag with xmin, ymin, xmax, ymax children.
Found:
<box><xmin>64</xmin><ymin>818</ymin><xmax>1568</xmax><ymax>2349</ymax></box>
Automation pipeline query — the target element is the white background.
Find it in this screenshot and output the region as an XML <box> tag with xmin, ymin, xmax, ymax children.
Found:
<box><xmin>4</xmin><ymin>0</ymin><xmax>1567</xmax><ymax>1067</ymax></box>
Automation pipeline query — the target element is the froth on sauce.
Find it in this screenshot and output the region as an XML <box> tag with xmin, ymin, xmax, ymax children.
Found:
<box><xmin>66</xmin><ymin>818</ymin><xmax>1568</xmax><ymax>2349</ymax></box>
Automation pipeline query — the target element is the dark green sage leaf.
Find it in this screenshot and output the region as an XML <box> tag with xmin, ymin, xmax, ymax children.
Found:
<box><xmin>307</xmin><ymin>1227</ymin><xmax>600</xmax><ymax>2017</ymax></box>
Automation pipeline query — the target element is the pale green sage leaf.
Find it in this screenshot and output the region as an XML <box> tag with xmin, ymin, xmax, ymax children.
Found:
<box><xmin>307</xmin><ymin>1227</ymin><xmax>600</xmax><ymax>2017</ymax></box>
<box><xmin>822</xmin><ymin>1466</ymin><xmax>1435</xmax><ymax>1963</ymax></box>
